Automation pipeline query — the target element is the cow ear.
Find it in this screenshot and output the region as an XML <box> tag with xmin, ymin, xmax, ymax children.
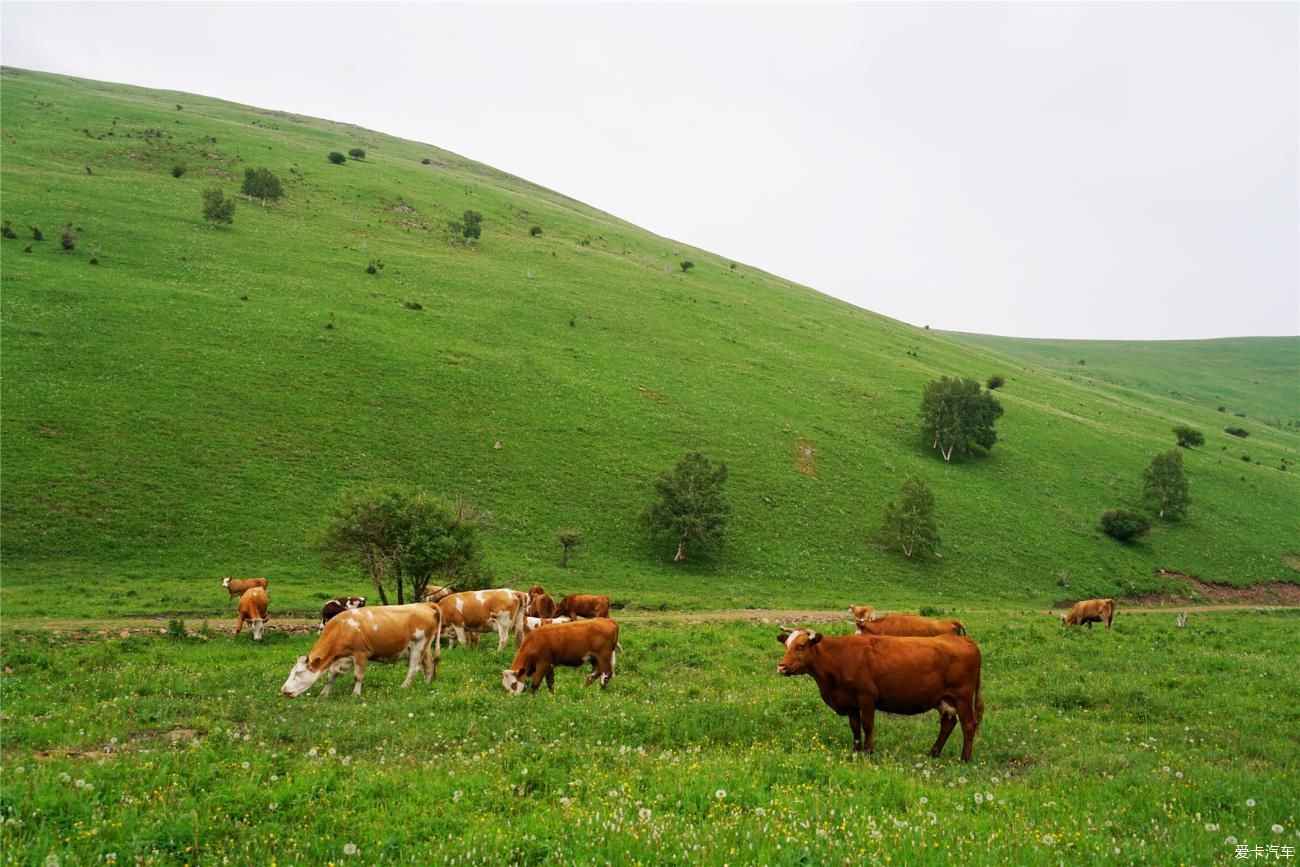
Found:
<box><xmin>807</xmin><ymin>632</ymin><xmax>823</xmax><ymax>646</ymax></box>
<box><xmin>776</xmin><ymin>632</ymin><xmax>790</xmax><ymax>644</ymax></box>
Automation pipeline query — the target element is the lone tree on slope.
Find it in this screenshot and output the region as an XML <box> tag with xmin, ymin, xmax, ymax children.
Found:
<box><xmin>1143</xmin><ymin>449</ymin><xmax>1190</xmax><ymax>520</ymax></box>
<box><xmin>918</xmin><ymin>376</ymin><xmax>1004</xmax><ymax>461</ymax></box>
<box><xmin>876</xmin><ymin>475</ymin><xmax>940</xmax><ymax>559</ymax></box>
<box><xmin>642</xmin><ymin>451</ymin><xmax>731</xmax><ymax>563</ymax></box>
<box><xmin>201</xmin><ymin>188</ymin><xmax>235</xmax><ymax>227</ymax></box>
<box><xmin>240</xmin><ymin>168</ymin><xmax>283</xmax><ymax>206</ymax></box>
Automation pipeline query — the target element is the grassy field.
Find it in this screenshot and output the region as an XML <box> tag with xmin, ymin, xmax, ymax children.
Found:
<box><xmin>2</xmin><ymin>68</ymin><xmax>1297</xmax><ymax>619</ymax></box>
<box><xmin>1</xmin><ymin>609</ymin><xmax>1297</xmax><ymax>865</ymax></box>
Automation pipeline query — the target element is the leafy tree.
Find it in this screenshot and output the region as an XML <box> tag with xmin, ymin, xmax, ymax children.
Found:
<box><xmin>316</xmin><ymin>487</ymin><xmax>491</xmax><ymax>606</ymax></box>
<box><xmin>461</xmin><ymin>210</ymin><xmax>483</xmax><ymax>240</ymax></box>
<box><xmin>918</xmin><ymin>376</ymin><xmax>1004</xmax><ymax>461</ymax></box>
<box><xmin>1172</xmin><ymin>425</ymin><xmax>1204</xmax><ymax>448</ymax></box>
<box><xmin>1224</xmin><ymin>426</ymin><xmax>1248</xmax><ymax>438</ymax></box>
<box><xmin>1143</xmin><ymin>449</ymin><xmax>1190</xmax><ymax>520</ymax></box>
<box><xmin>348</xmin><ymin>148</ymin><xmax>366</xmax><ymax>160</ymax></box>
<box><xmin>240</xmin><ymin>168</ymin><xmax>283</xmax><ymax>205</ymax></box>
<box><xmin>642</xmin><ymin>452</ymin><xmax>731</xmax><ymax>563</ymax></box>
<box><xmin>554</xmin><ymin>528</ymin><xmax>585</xmax><ymax>567</ymax></box>
<box><xmin>1100</xmin><ymin>509</ymin><xmax>1150</xmax><ymax>542</ymax></box>
<box><xmin>877</xmin><ymin>475</ymin><xmax>939</xmax><ymax>559</ymax></box>
<box><xmin>171</xmin><ymin>165</ymin><xmax>186</xmax><ymax>178</ymax></box>
<box><xmin>327</xmin><ymin>151</ymin><xmax>347</xmax><ymax>165</ymax></box>
<box><xmin>986</xmin><ymin>374</ymin><xmax>1005</xmax><ymax>390</ymax></box>
<box><xmin>680</xmin><ymin>260</ymin><xmax>695</xmax><ymax>272</ymax></box>
<box><xmin>200</xmin><ymin>189</ymin><xmax>234</xmax><ymax>226</ymax></box>
<box><xmin>530</xmin><ymin>225</ymin><xmax>542</xmax><ymax>237</ymax></box>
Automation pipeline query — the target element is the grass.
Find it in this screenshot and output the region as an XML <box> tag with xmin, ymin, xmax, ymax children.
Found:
<box><xmin>1</xmin><ymin>66</ymin><xmax>1298</xmax><ymax>621</ymax></box>
<box><xmin>2</xmin><ymin>610</ymin><xmax>1297</xmax><ymax>864</ymax></box>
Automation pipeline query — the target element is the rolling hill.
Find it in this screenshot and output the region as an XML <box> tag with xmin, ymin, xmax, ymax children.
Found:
<box><xmin>2</xmin><ymin>68</ymin><xmax>1297</xmax><ymax>619</ymax></box>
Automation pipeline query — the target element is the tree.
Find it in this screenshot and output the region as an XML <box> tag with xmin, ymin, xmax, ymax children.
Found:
<box><xmin>328</xmin><ymin>151</ymin><xmax>347</xmax><ymax>164</ymax></box>
<box><xmin>348</xmin><ymin>148</ymin><xmax>366</xmax><ymax>160</ymax></box>
<box><xmin>240</xmin><ymin>168</ymin><xmax>283</xmax><ymax>206</ymax></box>
<box><xmin>1100</xmin><ymin>509</ymin><xmax>1150</xmax><ymax>542</ymax></box>
<box><xmin>201</xmin><ymin>188</ymin><xmax>234</xmax><ymax>226</ymax></box>
<box><xmin>642</xmin><ymin>452</ymin><xmax>731</xmax><ymax>562</ymax></box>
<box><xmin>986</xmin><ymin>374</ymin><xmax>1005</xmax><ymax>390</ymax></box>
<box><xmin>877</xmin><ymin>475</ymin><xmax>939</xmax><ymax>559</ymax></box>
<box><xmin>918</xmin><ymin>376</ymin><xmax>1004</xmax><ymax>461</ymax></box>
<box><xmin>316</xmin><ymin>487</ymin><xmax>491</xmax><ymax>605</ymax></box>
<box><xmin>461</xmin><ymin>210</ymin><xmax>482</xmax><ymax>240</ymax></box>
<box><xmin>1172</xmin><ymin>426</ymin><xmax>1204</xmax><ymax>448</ymax></box>
<box><xmin>1143</xmin><ymin>449</ymin><xmax>1190</xmax><ymax>520</ymax></box>
<box><xmin>554</xmin><ymin>528</ymin><xmax>584</xmax><ymax>567</ymax></box>
<box><xmin>680</xmin><ymin>260</ymin><xmax>695</xmax><ymax>272</ymax></box>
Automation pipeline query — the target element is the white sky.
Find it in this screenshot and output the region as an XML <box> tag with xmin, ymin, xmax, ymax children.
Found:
<box><xmin>3</xmin><ymin>1</ymin><xmax>1297</xmax><ymax>340</ymax></box>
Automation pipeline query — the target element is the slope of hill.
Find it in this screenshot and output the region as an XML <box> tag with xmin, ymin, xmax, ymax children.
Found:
<box><xmin>2</xmin><ymin>68</ymin><xmax>1298</xmax><ymax>618</ymax></box>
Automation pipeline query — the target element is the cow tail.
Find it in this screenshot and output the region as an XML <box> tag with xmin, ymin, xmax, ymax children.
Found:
<box><xmin>954</xmin><ymin>620</ymin><xmax>967</xmax><ymax>636</ymax></box>
<box><xmin>974</xmin><ymin>671</ymin><xmax>985</xmax><ymax>733</ymax></box>
<box><xmin>513</xmin><ymin>592</ymin><xmax>527</xmax><ymax>646</ymax></box>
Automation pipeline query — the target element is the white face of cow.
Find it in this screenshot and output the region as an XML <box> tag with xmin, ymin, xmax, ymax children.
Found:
<box><xmin>221</xmin><ymin>577</ymin><xmax>231</xmax><ymax>588</ymax></box>
<box><xmin>281</xmin><ymin>656</ymin><xmax>322</xmax><ymax>697</ymax></box>
<box><xmin>501</xmin><ymin>669</ymin><xmax>527</xmax><ymax>696</ymax></box>
<box><xmin>252</xmin><ymin>620</ymin><xmax>265</xmax><ymax>641</ymax></box>
<box><xmin>348</xmin><ymin>597</ymin><xmax>365</xmax><ymax>610</ymax></box>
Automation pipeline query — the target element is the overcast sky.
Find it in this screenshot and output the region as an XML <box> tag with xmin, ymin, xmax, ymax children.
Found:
<box><xmin>3</xmin><ymin>1</ymin><xmax>1297</xmax><ymax>340</ymax></box>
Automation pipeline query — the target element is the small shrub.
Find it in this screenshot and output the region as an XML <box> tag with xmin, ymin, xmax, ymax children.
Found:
<box><xmin>403</xmin><ymin>300</ymin><xmax>423</xmax><ymax>311</ymax></box>
<box><xmin>59</xmin><ymin>224</ymin><xmax>77</xmax><ymax>250</ymax></box>
<box><xmin>421</xmin><ymin>157</ymin><xmax>432</xmax><ymax>165</ymax></box>
<box><xmin>365</xmin><ymin>258</ymin><xmax>384</xmax><ymax>275</ymax></box>
<box><xmin>460</xmin><ymin>211</ymin><xmax>483</xmax><ymax>240</ymax></box>
<box><xmin>240</xmin><ymin>294</ymin><xmax>249</xmax><ymax>301</ymax></box>
<box><xmin>917</xmin><ymin>605</ymin><xmax>945</xmax><ymax>618</ymax></box>
<box><xmin>1076</xmin><ymin>359</ymin><xmax>1086</xmax><ymax>365</ymax></box>
<box><xmin>85</xmin><ymin>166</ymin><xmax>93</xmax><ymax>175</ymax></box>
<box><xmin>1172</xmin><ymin>425</ymin><xmax>1204</xmax><ymax>448</ymax></box>
<box><xmin>1234</xmin><ymin>411</ymin><xmax>1247</xmax><ymax>418</ymax></box>
<box><xmin>529</xmin><ymin>225</ymin><xmax>542</xmax><ymax>237</ymax></box>
<box><xmin>0</xmin><ymin>220</ymin><xmax>16</xmax><ymax>239</ymax></box>
<box><xmin>1100</xmin><ymin>509</ymin><xmax>1150</xmax><ymax>542</ymax></box>
<box><xmin>325</xmin><ymin>314</ymin><xmax>335</xmax><ymax>330</ymax></box>
<box><xmin>201</xmin><ymin>188</ymin><xmax>234</xmax><ymax>226</ymax></box>
<box><xmin>1225</xmin><ymin>426</ymin><xmax>1249</xmax><ymax>438</ymax></box>
<box><xmin>1217</xmin><ymin>406</ymin><xmax>1226</xmax><ymax>412</ymax></box>
<box><xmin>23</xmin><ymin>244</ymin><xmax>32</xmax><ymax>253</ymax></box>
<box><xmin>89</xmin><ymin>249</ymin><xmax>101</xmax><ymax>265</ymax></box>
<box><xmin>30</xmin><ymin>226</ymin><xmax>43</xmax><ymax>241</ymax></box>
<box><xmin>328</xmin><ymin>151</ymin><xmax>347</xmax><ymax>165</ymax></box>
<box><xmin>729</xmin><ymin>263</ymin><xmax>737</xmax><ymax>270</ymax></box>
<box><xmin>348</xmin><ymin>148</ymin><xmax>366</xmax><ymax>160</ymax></box>
<box><xmin>1241</xmin><ymin>455</ymin><xmax>1251</xmax><ymax>462</ymax></box>
<box><xmin>680</xmin><ymin>260</ymin><xmax>695</xmax><ymax>272</ymax></box>
<box><xmin>166</xmin><ymin>619</ymin><xmax>188</xmax><ymax>639</ymax></box>
<box><xmin>986</xmin><ymin>374</ymin><xmax>1006</xmax><ymax>390</ymax></box>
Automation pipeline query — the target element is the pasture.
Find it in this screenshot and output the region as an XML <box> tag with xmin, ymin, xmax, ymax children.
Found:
<box><xmin>2</xmin><ymin>608</ymin><xmax>1296</xmax><ymax>865</ymax></box>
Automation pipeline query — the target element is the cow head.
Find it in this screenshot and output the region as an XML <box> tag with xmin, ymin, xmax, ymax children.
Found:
<box><xmin>776</xmin><ymin>629</ymin><xmax>822</xmax><ymax>676</ymax></box>
<box><xmin>281</xmin><ymin>655</ymin><xmax>324</xmax><ymax>697</ymax></box>
<box><xmin>501</xmin><ymin>668</ymin><xmax>528</xmax><ymax>696</ymax></box>
<box><xmin>529</xmin><ymin>584</ymin><xmax>546</xmax><ymax>598</ymax></box>
<box><xmin>347</xmin><ymin>596</ymin><xmax>366</xmax><ymax>610</ymax></box>
<box><xmin>221</xmin><ymin>577</ymin><xmax>231</xmax><ymax>588</ymax></box>
<box><xmin>252</xmin><ymin>620</ymin><xmax>265</xmax><ymax>641</ymax></box>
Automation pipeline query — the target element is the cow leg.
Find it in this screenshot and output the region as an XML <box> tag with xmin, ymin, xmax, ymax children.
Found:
<box><xmin>957</xmin><ymin>699</ymin><xmax>978</xmax><ymax>762</ymax></box>
<box><xmin>495</xmin><ymin>618</ymin><xmax>509</xmax><ymax>653</ymax></box>
<box><xmin>847</xmin><ymin>710</ymin><xmax>863</xmax><ymax>753</ymax></box>
<box><xmin>583</xmin><ymin>655</ymin><xmax>601</xmax><ymax>686</ymax></box>
<box><xmin>860</xmin><ymin>704</ymin><xmax>877</xmax><ymax>755</ymax></box>
<box><xmin>320</xmin><ymin>658</ymin><xmax>350</xmax><ymax>697</ymax></box>
<box><xmin>234</xmin><ymin>615</ymin><xmax>245</xmax><ymax>636</ymax></box>
<box><xmin>351</xmin><ymin>655</ymin><xmax>368</xmax><ymax>697</ymax></box>
<box><xmin>930</xmin><ymin>703</ymin><xmax>958</xmax><ymax>757</ymax></box>
<box><xmin>545</xmin><ymin>668</ymin><xmax>555</xmax><ymax>693</ymax></box>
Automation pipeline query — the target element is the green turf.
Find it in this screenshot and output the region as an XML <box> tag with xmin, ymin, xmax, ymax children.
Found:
<box><xmin>2</xmin><ymin>68</ymin><xmax>1298</xmax><ymax>620</ymax></box>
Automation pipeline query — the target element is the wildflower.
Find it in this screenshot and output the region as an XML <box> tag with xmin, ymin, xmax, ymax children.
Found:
<box><xmin>1204</xmin><ymin>823</ymin><xmax>1218</xmax><ymax>832</ymax></box>
<box><xmin>45</xmin><ymin>855</ymin><xmax>59</xmax><ymax>867</ymax></box>
<box><xmin>59</xmin><ymin>773</ymin><xmax>71</xmax><ymax>783</ymax></box>
<box><xmin>270</xmin><ymin>775</ymin><xmax>279</xmax><ymax>782</ymax></box>
<box><xmin>74</xmin><ymin>779</ymin><xmax>87</xmax><ymax>789</ymax></box>
<box><xmin>1274</xmin><ymin>825</ymin><xmax>1285</xmax><ymax>834</ymax></box>
<box><xmin>716</xmin><ymin>789</ymin><xmax>727</xmax><ymax>800</ymax></box>
<box><xmin>919</xmin><ymin>797</ymin><xmax>928</xmax><ymax>805</ymax></box>
<box><xmin>453</xmin><ymin>790</ymin><xmax>463</xmax><ymax>803</ymax></box>
<box><xmin>755</xmin><ymin>807</ymin><xmax>765</xmax><ymax>816</ymax></box>
<box><xmin>1226</xmin><ymin>836</ymin><xmax>1238</xmax><ymax>845</ymax></box>
<box><xmin>974</xmin><ymin>793</ymin><xmax>984</xmax><ymax>805</ymax></box>
<box><xmin>1175</xmin><ymin>771</ymin><xmax>1183</xmax><ymax>779</ymax></box>
<box><xmin>560</xmin><ymin>797</ymin><xmax>571</xmax><ymax>807</ymax></box>
<box><xmin>1162</xmin><ymin>766</ymin><xmax>1170</xmax><ymax>773</ymax></box>
<box><xmin>241</xmin><ymin>761</ymin><xmax>250</xmax><ymax>770</ymax></box>
<box><xmin>639</xmin><ymin>808</ymin><xmax>652</xmax><ymax>823</ymax></box>
<box><xmin>1247</xmin><ymin>799</ymin><xmax>1257</xmax><ymax>808</ymax></box>
<box><xmin>985</xmin><ymin>792</ymin><xmax>994</xmax><ymax>803</ymax></box>
<box><xmin>307</xmin><ymin>748</ymin><xmax>318</xmax><ymax>758</ymax></box>
<box><xmin>328</xmin><ymin>747</ymin><xmax>337</xmax><ymax>756</ymax></box>
<box><xmin>1042</xmin><ymin>834</ymin><xmax>1055</xmax><ymax>846</ymax></box>
<box><xmin>343</xmin><ymin>843</ymin><xmax>359</xmax><ymax>856</ymax></box>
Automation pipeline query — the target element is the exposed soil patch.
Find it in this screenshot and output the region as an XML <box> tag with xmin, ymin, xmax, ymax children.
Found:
<box><xmin>1120</xmin><ymin>570</ymin><xmax>1300</xmax><ymax>607</ymax></box>
<box><xmin>794</xmin><ymin>437</ymin><xmax>818</xmax><ymax>478</ymax></box>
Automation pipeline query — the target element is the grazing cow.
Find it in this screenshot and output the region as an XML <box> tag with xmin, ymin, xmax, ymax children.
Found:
<box><xmin>280</xmin><ymin>603</ymin><xmax>442</xmax><ymax>698</ymax></box>
<box><xmin>236</xmin><ymin>586</ymin><xmax>269</xmax><ymax>641</ymax></box>
<box><xmin>222</xmin><ymin>576</ymin><xmax>268</xmax><ymax>598</ymax></box>
<box><xmin>438</xmin><ymin>588</ymin><xmax>528</xmax><ymax>651</ymax></box>
<box><xmin>554</xmin><ymin>593</ymin><xmax>611</xmax><ymax>619</ymax></box>
<box><xmin>527</xmin><ymin>584</ymin><xmax>558</xmax><ymax>619</ymax></box>
<box><xmin>852</xmin><ymin>611</ymin><xmax>967</xmax><ymax>637</ymax></box>
<box><xmin>1062</xmin><ymin>598</ymin><xmax>1116</xmax><ymax>629</ymax></box>
<box><xmin>318</xmin><ymin>596</ymin><xmax>366</xmax><ymax>633</ymax></box>
<box><xmin>501</xmin><ymin>618</ymin><xmax>620</xmax><ymax>695</ymax></box>
<box><xmin>523</xmin><ymin>615</ymin><xmax>571</xmax><ymax>633</ymax></box>
<box><xmin>776</xmin><ymin>629</ymin><xmax>984</xmax><ymax>762</ymax></box>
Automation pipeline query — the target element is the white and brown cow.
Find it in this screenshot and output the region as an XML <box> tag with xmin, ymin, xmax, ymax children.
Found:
<box><xmin>501</xmin><ymin>618</ymin><xmax>621</xmax><ymax>695</ymax></box>
<box><xmin>222</xmin><ymin>576</ymin><xmax>268</xmax><ymax>598</ymax></box>
<box><xmin>318</xmin><ymin>596</ymin><xmax>366</xmax><ymax>633</ymax></box>
<box><xmin>236</xmin><ymin>586</ymin><xmax>269</xmax><ymax>641</ymax></box>
<box><xmin>280</xmin><ymin>603</ymin><xmax>442</xmax><ymax>698</ymax></box>
<box><xmin>438</xmin><ymin>589</ymin><xmax>527</xmax><ymax>651</ymax></box>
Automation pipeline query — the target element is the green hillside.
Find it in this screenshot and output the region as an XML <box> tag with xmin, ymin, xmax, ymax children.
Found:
<box><xmin>2</xmin><ymin>68</ymin><xmax>1298</xmax><ymax>618</ymax></box>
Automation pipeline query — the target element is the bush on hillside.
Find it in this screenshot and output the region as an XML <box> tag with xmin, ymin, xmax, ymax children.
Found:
<box><xmin>1100</xmin><ymin>509</ymin><xmax>1150</xmax><ymax>542</ymax></box>
<box><xmin>1172</xmin><ymin>426</ymin><xmax>1204</xmax><ymax>448</ymax></box>
<box><xmin>1143</xmin><ymin>449</ymin><xmax>1190</xmax><ymax>520</ymax></box>
<box><xmin>421</xmin><ymin>157</ymin><xmax>432</xmax><ymax>165</ymax></box>
<box><xmin>918</xmin><ymin>376</ymin><xmax>1004</xmax><ymax>461</ymax></box>
<box><xmin>1</xmin><ymin>220</ymin><xmax>16</xmax><ymax>239</ymax></box>
<box><xmin>875</xmin><ymin>475</ymin><xmax>939</xmax><ymax>559</ymax></box>
<box><xmin>316</xmin><ymin>487</ymin><xmax>493</xmax><ymax>605</ymax></box>
<box><xmin>986</xmin><ymin>374</ymin><xmax>1005</xmax><ymax>390</ymax></box>
<box><xmin>530</xmin><ymin>225</ymin><xmax>542</xmax><ymax>237</ymax></box>
<box><xmin>327</xmin><ymin>151</ymin><xmax>347</xmax><ymax>165</ymax></box>
<box><xmin>642</xmin><ymin>452</ymin><xmax>731</xmax><ymax>563</ymax></box>
<box><xmin>365</xmin><ymin>258</ymin><xmax>384</xmax><ymax>275</ymax></box>
<box><xmin>241</xmin><ymin>168</ymin><xmax>283</xmax><ymax>205</ymax></box>
<box><xmin>1224</xmin><ymin>426</ymin><xmax>1249</xmax><ymax>438</ymax></box>
<box><xmin>30</xmin><ymin>226</ymin><xmax>43</xmax><ymax>241</ymax></box>
<box><xmin>348</xmin><ymin>148</ymin><xmax>366</xmax><ymax>160</ymax></box>
<box><xmin>172</xmin><ymin>165</ymin><xmax>186</xmax><ymax>178</ymax></box>
<box><xmin>200</xmin><ymin>188</ymin><xmax>234</xmax><ymax>227</ymax></box>
<box><xmin>462</xmin><ymin>211</ymin><xmax>482</xmax><ymax>240</ymax></box>
<box><xmin>680</xmin><ymin>261</ymin><xmax>694</xmax><ymax>272</ymax></box>
<box><xmin>60</xmin><ymin>223</ymin><xmax>77</xmax><ymax>249</ymax></box>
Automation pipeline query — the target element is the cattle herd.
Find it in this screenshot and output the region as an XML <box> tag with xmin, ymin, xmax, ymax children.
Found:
<box><xmin>220</xmin><ymin>576</ymin><xmax>1117</xmax><ymax>763</ymax></box>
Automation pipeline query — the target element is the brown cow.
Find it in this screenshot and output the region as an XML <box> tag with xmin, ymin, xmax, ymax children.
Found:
<box><xmin>501</xmin><ymin>618</ymin><xmax>620</xmax><ymax>695</ymax></box>
<box><xmin>1062</xmin><ymin>598</ymin><xmax>1116</xmax><ymax>629</ymax></box>
<box><xmin>438</xmin><ymin>588</ymin><xmax>528</xmax><ymax>650</ymax></box>
<box><xmin>852</xmin><ymin>610</ymin><xmax>967</xmax><ymax>637</ymax></box>
<box><xmin>527</xmin><ymin>584</ymin><xmax>558</xmax><ymax>619</ymax></box>
<box><xmin>222</xmin><ymin>576</ymin><xmax>268</xmax><ymax>598</ymax></box>
<box><xmin>555</xmin><ymin>593</ymin><xmax>610</xmax><ymax>619</ymax></box>
<box><xmin>236</xmin><ymin>586</ymin><xmax>269</xmax><ymax>641</ymax></box>
<box><xmin>776</xmin><ymin>629</ymin><xmax>984</xmax><ymax>762</ymax></box>
<box><xmin>280</xmin><ymin>603</ymin><xmax>442</xmax><ymax>698</ymax></box>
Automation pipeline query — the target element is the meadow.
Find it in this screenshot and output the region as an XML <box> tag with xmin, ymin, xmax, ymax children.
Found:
<box><xmin>2</xmin><ymin>609</ymin><xmax>1297</xmax><ymax>865</ymax></box>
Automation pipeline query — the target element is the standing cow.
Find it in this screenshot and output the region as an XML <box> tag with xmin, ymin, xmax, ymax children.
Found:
<box><xmin>554</xmin><ymin>593</ymin><xmax>610</xmax><ymax>619</ymax></box>
<box><xmin>438</xmin><ymin>589</ymin><xmax>528</xmax><ymax>651</ymax></box>
<box><xmin>527</xmin><ymin>584</ymin><xmax>558</xmax><ymax>619</ymax></box>
<box><xmin>777</xmin><ymin>629</ymin><xmax>984</xmax><ymax>762</ymax></box>
<box><xmin>318</xmin><ymin>596</ymin><xmax>366</xmax><ymax>633</ymax></box>
<box><xmin>236</xmin><ymin>586</ymin><xmax>269</xmax><ymax>641</ymax></box>
<box><xmin>222</xmin><ymin>576</ymin><xmax>268</xmax><ymax>598</ymax></box>
<box><xmin>1062</xmin><ymin>598</ymin><xmax>1116</xmax><ymax>629</ymax></box>
<box><xmin>281</xmin><ymin>603</ymin><xmax>442</xmax><ymax>698</ymax></box>
<box><xmin>501</xmin><ymin>618</ymin><xmax>620</xmax><ymax>695</ymax></box>
<box><xmin>852</xmin><ymin>611</ymin><xmax>967</xmax><ymax>637</ymax></box>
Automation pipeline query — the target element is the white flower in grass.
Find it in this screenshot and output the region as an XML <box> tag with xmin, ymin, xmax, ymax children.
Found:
<box><xmin>343</xmin><ymin>842</ymin><xmax>359</xmax><ymax>856</ymax></box>
<box><xmin>59</xmin><ymin>773</ymin><xmax>71</xmax><ymax>783</ymax></box>
<box><xmin>1042</xmin><ymin>834</ymin><xmax>1055</xmax><ymax>846</ymax></box>
<box><xmin>639</xmin><ymin>807</ymin><xmax>652</xmax><ymax>823</ymax></box>
<box><xmin>559</xmin><ymin>797</ymin><xmax>571</xmax><ymax>807</ymax></box>
<box><xmin>715</xmin><ymin>789</ymin><xmax>727</xmax><ymax>800</ymax></box>
<box><xmin>1273</xmin><ymin>825</ymin><xmax>1285</xmax><ymax>834</ymax></box>
<box><xmin>240</xmin><ymin>761</ymin><xmax>250</xmax><ymax>770</ymax></box>
<box><xmin>974</xmin><ymin>793</ymin><xmax>984</xmax><ymax>805</ymax></box>
<box><xmin>1204</xmin><ymin>823</ymin><xmax>1218</xmax><ymax>832</ymax></box>
<box><xmin>1247</xmin><ymin>799</ymin><xmax>1256</xmax><ymax>808</ymax></box>
<box><xmin>919</xmin><ymin>797</ymin><xmax>928</xmax><ymax>805</ymax></box>
<box><xmin>1226</xmin><ymin>836</ymin><xmax>1237</xmax><ymax>845</ymax></box>
<box><xmin>755</xmin><ymin>807</ymin><xmax>766</xmax><ymax>816</ymax></box>
<box><xmin>985</xmin><ymin>792</ymin><xmax>994</xmax><ymax>803</ymax></box>
<box><xmin>307</xmin><ymin>748</ymin><xmax>318</xmax><ymax>758</ymax></box>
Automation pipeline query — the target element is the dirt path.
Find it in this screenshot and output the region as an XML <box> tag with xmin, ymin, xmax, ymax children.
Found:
<box><xmin>3</xmin><ymin>603</ymin><xmax>1294</xmax><ymax>639</ymax></box>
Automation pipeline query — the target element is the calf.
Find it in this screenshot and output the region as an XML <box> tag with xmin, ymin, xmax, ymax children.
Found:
<box><xmin>222</xmin><ymin>576</ymin><xmax>268</xmax><ymax>598</ymax></box>
<box><xmin>318</xmin><ymin>596</ymin><xmax>366</xmax><ymax>633</ymax></box>
<box><xmin>527</xmin><ymin>584</ymin><xmax>558</xmax><ymax>619</ymax></box>
<box><xmin>236</xmin><ymin>586</ymin><xmax>269</xmax><ymax>641</ymax></box>
<box><xmin>280</xmin><ymin>603</ymin><xmax>441</xmax><ymax>698</ymax></box>
<box><xmin>1062</xmin><ymin>598</ymin><xmax>1116</xmax><ymax>629</ymax></box>
<box><xmin>554</xmin><ymin>593</ymin><xmax>610</xmax><ymax>619</ymax></box>
<box><xmin>852</xmin><ymin>611</ymin><xmax>966</xmax><ymax>637</ymax></box>
<box><xmin>438</xmin><ymin>588</ymin><xmax>528</xmax><ymax>651</ymax></box>
<box><xmin>501</xmin><ymin>618</ymin><xmax>620</xmax><ymax>695</ymax></box>
<box><xmin>777</xmin><ymin>629</ymin><xmax>984</xmax><ymax>762</ymax></box>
